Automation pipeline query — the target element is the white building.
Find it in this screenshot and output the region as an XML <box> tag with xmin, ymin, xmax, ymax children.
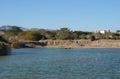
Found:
<box><xmin>95</xmin><ymin>30</ymin><xmax>109</xmax><ymax>34</ymax></box>
<box><xmin>99</xmin><ymin>30</ymin><xmax>106</xmax><ymax>34</ymax></box>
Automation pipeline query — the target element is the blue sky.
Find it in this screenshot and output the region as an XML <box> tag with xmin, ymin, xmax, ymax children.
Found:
<box><xmin>0</xmin><ymin>0</ymin><xmax>120</xmax><ymax>31</ymax></box>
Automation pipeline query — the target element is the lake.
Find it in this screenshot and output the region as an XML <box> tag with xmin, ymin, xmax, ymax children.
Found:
<box><xmin>0</xmin><ymin>48</ymin><xmax>120</xmax><ymax>79</ymax></box>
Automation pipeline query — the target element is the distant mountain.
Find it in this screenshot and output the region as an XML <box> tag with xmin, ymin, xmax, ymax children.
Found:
<box><xmin>19</xmin><ymin>27</ymin><xmax>28</xmax><ymax>31</ymax></box>
<box><xmin>0</xmin><ymin>25</ymin><xmax>13</xmax><ymax>31</ymax></box>
<box><xmin>30</xmin><ymin>28</ymin><xmax>40</xmax><ymax>31</ymax></box>
<box><xmin>0</xmin><ymin>25</ymin><xmax>28</xmax><ymax>31</ymax></box>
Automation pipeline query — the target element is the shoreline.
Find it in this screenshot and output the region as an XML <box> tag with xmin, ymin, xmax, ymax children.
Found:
<box><xmin>21</xmin><ymin>39</ymin><xmax>120</xmax><ymax>48</ymax></box>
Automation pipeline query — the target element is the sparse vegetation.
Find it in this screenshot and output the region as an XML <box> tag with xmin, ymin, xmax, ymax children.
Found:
<box><xmin>11</xmin><ymin>42</ymin><xmax>23</xmax><ymax>48</ymax></box>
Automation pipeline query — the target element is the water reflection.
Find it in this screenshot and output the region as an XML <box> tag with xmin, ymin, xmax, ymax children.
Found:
<box><xmin>0</xmin><ymin>50</ymin><xmax>11</xmax><ymax>56</ymax></box>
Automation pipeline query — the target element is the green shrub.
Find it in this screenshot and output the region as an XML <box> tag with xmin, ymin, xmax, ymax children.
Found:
<box><xmin>0</xmin><ymin>42</ymin><xmax>10</xmax><ymax>55</ymax></box>
<box><xmin>90</xmin><ymin>35</ymin><xmax>96</xmax><ymax>41</ymax></box>
<box><xmin>11</xmin><ymin>42</ymin><xmax>21</xmax><ymax>48</ymax></box>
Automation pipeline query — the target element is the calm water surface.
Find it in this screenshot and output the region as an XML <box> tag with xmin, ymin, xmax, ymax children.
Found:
<box><xmin>0</xmin><ymin>48</ymin><xmax>120</xmax><ymax>79</ymax></box>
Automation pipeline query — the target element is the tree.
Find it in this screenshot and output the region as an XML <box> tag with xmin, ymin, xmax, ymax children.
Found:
<box><xmin>18</xmin><ymin>31</ymin><xmax>43</xmax><ymax>41</ymax></box>
<box><xmin>0</xmin><ymin>36</ymin><xmax>7</xmax><ymax>43</ymax></box>
<box><xmin>90</xmin><ymin>35</ymin><xmax>96</xmax><ymax>41</ymax></box>
<box><xmin>56</xmin><ymin>28</ymin><xmax>70</xmax><ymax>40</ymax></box>
<box><xmin>79</xmin><ymin>34</ymin><xmax>87</xmax><ymax>39</ymax></box>
<box><xmin>4</xmin><ymin>26</ymin><xmax>23</xmax><ymax>42</ymax></box>
<box><xmin>93</xmin><ymin>32</ymin><xmax>102</xmax><ymax>39</ymax></box>
<box><xmin>5</xmin><ymin>26</ymin><xmax>22</xmax><ymax>36</ymax></box>
<box><xmin>71</xmin><ymin>32</ymin><xmax>78</xmax><ymax>39</ymax></box>
<box><xmin>0</xmin><ymin>36</ymin><xmax>10</xmax><ymax>56</ymax></box>
<box><xmin>38</xmin><ymin>29</ymin><xmax>57</xmax><ymax>39</ymax></box>
<box><xmin>116</xmin><ymin>30</ymin><xmax>120</xmax><ymax>33</ymax></box>
<box><xmin>112</xmin><ymin>33</ymin><xmax>120</xmax><ymax>40</ymax></box>
<box><xmin>0</xmin><ymin>42</ymin><xmax>10</xmax><ymax>55</ymax></box>
<box><xmin>103</xmin><ymin>32</ymin><xmax>112</xmax><ymax>39</ymax></box>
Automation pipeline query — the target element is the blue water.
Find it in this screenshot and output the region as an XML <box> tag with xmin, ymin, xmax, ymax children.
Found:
<box><xmin>0</xmin><ymin>48</ymin><xmax>120</xmax><ymax>79</ymax></box>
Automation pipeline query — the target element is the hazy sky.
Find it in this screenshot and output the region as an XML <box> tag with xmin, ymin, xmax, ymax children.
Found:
<box><xmin>0</xmin><ymin>0</ymin><xmax>120</xmax><ymax>31</ymax></box>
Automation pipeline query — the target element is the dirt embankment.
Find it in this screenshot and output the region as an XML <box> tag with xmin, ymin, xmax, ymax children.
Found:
<box><xmin>37</xmin><ymin>40</ymin><xmax>120</xmax><ymax>48</ymax></box>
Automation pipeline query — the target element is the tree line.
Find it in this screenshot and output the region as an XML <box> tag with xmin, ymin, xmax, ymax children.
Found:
<box><xmin>1</xmin><ymin>26</ymin><xmax>120</xmax><ymax>42</ymax></box>
<box><xmin>0</xmin><ymin>26</ymin><xmax>119</xmax><ymax>55</ymax></box>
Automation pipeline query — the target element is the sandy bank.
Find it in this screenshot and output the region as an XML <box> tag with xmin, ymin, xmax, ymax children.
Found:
<box><xmin>22</xmin><ymin>40</ymin><xmax>120</xmax><ymax>48</ymax></box>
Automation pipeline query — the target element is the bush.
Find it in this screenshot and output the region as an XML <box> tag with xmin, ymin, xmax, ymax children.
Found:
<box><xmin>0</xmin><ymin>36</ymin><xmax>8</xmax><ymax>43</ymax></box>
<box><xmin>11</xmin><ymin>42</ymin><xmax>23</xmax><ymax>48</ymax></box>
<box><xmin>18</xmin><ymin>31</ymin><xmax>43</xmax><ymax>41</ymax></box>
<box><xmin>0</xmin><ymin>42</ymin><xmax>10</xmax><ymax>55</ymax></box>
<box><xmin>90</xmin><ymin>35</ymin><xmax>96</xmax><ymax>41</ymax></box>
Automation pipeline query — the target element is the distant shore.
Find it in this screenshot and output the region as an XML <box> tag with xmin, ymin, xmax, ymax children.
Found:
<box><xmin>22</xmin><ymin>39</ymin><xmax>120</xmax><ymax>48</ymax></box>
